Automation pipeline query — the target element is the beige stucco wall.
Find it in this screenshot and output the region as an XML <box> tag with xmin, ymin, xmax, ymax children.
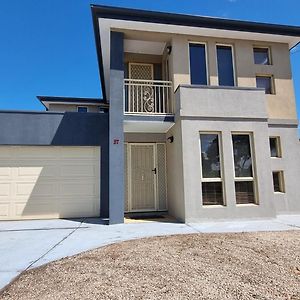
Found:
<box><xmin>48</xmin><ymin>104</ymin><xmax>100</xmax><ymax>113</ymax></box>
<box><xmin>170</xmin><ymin>36</ymin><xmax>297</xmax><ymax>120</ymax></box>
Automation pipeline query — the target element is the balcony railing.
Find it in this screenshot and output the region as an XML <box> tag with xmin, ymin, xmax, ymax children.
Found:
<box><xmin>124</xmin><ymin>79</ymin><xmax>173</xmax><ymax>114</ymax></box>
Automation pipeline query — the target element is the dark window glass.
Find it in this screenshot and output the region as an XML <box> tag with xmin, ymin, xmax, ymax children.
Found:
<box><xmin>235</xmin><ymin>181</ymin><xmax>255</xmax><ymax>204</ymax></box>
<box><xmin>200</xmin><ymin>134</ymin><xmax>221</xmax><ymax>178</ymax></box>
<box><xmin>77</xmin><ymin>107</ymin><xmax>88</xmax><ymax>113</ymax></box>
<box><xmin>273</xmin><ymin>172</ymin><xmax>284</xmax><ymax>193</ymax></box>
<box><xmin>270</xmin><ymin>137</ymin><xmax>280</xmax><ymax>157</ymax></box>
<box><xmin>189</xmin><ymin>44</ymin><xmax>207</xmax><ymax>85</ymax></box>
<box><xmin>253</xmin><ymin>48</ymin><xmax>270</xmax><ymax>65</ymax></box>
<box><xmin>232</xmin><ymin>135</ymin><xmax>253</xmax><ymax>178</ymax></box>
<box><xmin>256</xmin><ymin>76</ymin><xmax>273</xmax><ymax>94</ymax></box>
<box><xmin>202</xmin><ymin>182</ymin><xmax>223</xmax><ymax>205</ymax></box>
<box><xmin>216</xmin><ymin>45</ymin><xmax>234</xmax><ymax>86</ymax></box>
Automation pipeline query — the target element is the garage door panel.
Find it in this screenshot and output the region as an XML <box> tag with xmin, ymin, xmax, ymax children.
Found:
<box><xmin>14</xmin><ymin>203</ymin><xmax>58</xmax><ymax>218</ymax></box>
<box><xmin>0</xmin><ymin>204</ymin><xmax>9</xmax><ymax>217</ymax></box>
<box><xmin>17</xmin><ymin>165</ymin><xmax>58</xmax><ymax>178</ymax></box>
<box><xmin>0</xmin><ymin>183</ymin><xmax>10</xmax><ymax>197</ymax></box>
<box><xmin>16</xmin><ymin>182</ymin><xmax>57</xmax><ymax>197</ymax></box>
<box><xmin>0</xmin><ymin>166</ymin><xmax>12</xmax><ymax>178</ymax></box>
<box><xmin>61</xmin><ymin>147</ymin><xmax>99</xmax><ymax>159</ymax></box>
<box><xmin>60</xmin><ymin>164</ymin><xmax>97</xmax><ymax>177</ymax></box>
<box><xmin>0</xmin><ymin>146</ymin><xmax>101</xmax><ymax>220</ymax></box>
<box><xmin>60</xmin><ymin>183</ymin><xmax>96</xmax><ymax>196</ymax></box>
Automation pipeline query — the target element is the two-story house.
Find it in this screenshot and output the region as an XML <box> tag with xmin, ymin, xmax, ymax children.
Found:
<box><xmin>0</xmin><ymin>5</ymin><xmax>299</xmax><ymax>224</ymax></box>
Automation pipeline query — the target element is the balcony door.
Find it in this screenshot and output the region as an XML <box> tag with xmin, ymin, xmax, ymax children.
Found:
<box><xmin>128</xmin><ymin>63</ymin><xmax>155</xmax><ymax>113</ymax></box>
<box><xmin>129</xmin><ymin>63</ymin><xmax>154</xmax><ymax>80</ymax></box>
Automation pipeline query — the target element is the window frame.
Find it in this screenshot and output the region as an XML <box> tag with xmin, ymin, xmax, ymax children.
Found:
<box><xmin>216</xmin><ymin>43</ymin><xmax>236</xmax><ymax>87</ymax></box>
<box><xmin>256</xmin><ymin>74</ymin><xmax>275</xmax><ymax>95</ymax></box>
<box><xmin>199</xmin><ymin>132</ymin><xmax>226</xmax><ymax>206</ymax></box>
<box><xmin>77</xmin><ymin>106</ymin><xmax>88</xmax><ymax>113</ymax></box>
<box><xmin>269</xmin><ymin>136</ymin><xmax>282</xmax><ymax>158</ymax></box>
<box><xmin>188</xmin><ymin>41</ymin><xmax>209</xmax><ymax>86</ymax></box>
<box><xmin>272</xmin><ymin>171</ymin><xmax>285</xmax><ymax>193</ymax></box>
<box><xmin>253</xmin><ymin>46</ymin><xmax>272</xmax><ymax>65</ymax></box>
<box><xmin>231</xmin><ymin>132</ymin><xmax>258</xmax><ymax>205</ymax></box>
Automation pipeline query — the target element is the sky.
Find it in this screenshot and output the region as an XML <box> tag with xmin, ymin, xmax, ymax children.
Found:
<box><xmin>0</xmin><ymin>0</ymin><xmax>299</xmax><ymax>122</ymax></box>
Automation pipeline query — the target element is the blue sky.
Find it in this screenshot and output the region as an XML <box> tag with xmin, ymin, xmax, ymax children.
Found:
<box><xmin>0</xmin><ymin>0</ymin><xmax>299</xmax><ymax>122</ymax></box>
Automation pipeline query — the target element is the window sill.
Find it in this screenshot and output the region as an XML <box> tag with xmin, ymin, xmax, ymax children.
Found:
<box><xmin>236</xmin><ymin>203</ymin><xmax>259</xmax><ymax>207</ymax></box>
<box><xmin>202</xmin><ymin>204</ymin><xmax>226</xmax><ymax>208</ymax></box>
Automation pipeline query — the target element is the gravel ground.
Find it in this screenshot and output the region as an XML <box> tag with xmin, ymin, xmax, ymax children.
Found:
<box><xmin>1</xmin><ymin>231</ymin><xmax>300</xmax><ymax>300</ymax></box>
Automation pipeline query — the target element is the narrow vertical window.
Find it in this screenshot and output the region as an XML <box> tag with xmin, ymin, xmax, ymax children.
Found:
<box><xmin>269</xmin><ymin>137</ymin><xmax>281</xmax><ymax>158</ymax></box>
<box><xmin>232</xmin><ymin>134</ymin><xmax>256</xmax><ymax>204</ymax></box>
<box><xmin>189</xmin><ymin>43</ymin><xmax>208</xmax><ymax>85</ymax></box>
<box><xmin>216</xmin><ymin>45</ymin><xmax>235</xmax><ymax>86</ymax></box>
<box><xmin>272</xmin><ymin>171</ymin><xmax>285</xmax><ymax>193</ymax></box>
<box><xmin>200</xmin><ymin>133</ymin><xmax>224</xmax><ymax>205</ymax></box>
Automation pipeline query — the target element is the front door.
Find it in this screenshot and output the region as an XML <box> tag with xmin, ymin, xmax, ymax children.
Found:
<box><xmin>129</xmin><ymin>144</ymin><xmax>156</xmax><ymax>211</ymax></box>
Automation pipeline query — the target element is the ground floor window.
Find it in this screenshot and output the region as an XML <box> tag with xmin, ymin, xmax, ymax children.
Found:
<box><xmin>200</xmin><ymin>133</ymin><xmax>224</xmax><ymax>205</ymax></box>
<box><xmin>273</xmin><ymin>171</ymin><xmax>285</xmax><ymax>193</ymax></box>
<box><xmin>232</xmin><ymin>133</ymin><xmax>257</xmax><ymax>204</ymax></box>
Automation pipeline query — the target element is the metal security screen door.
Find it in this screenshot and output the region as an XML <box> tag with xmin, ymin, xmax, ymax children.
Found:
<box><xmin>130</xmin><ymin>144</ymin><xmax>156</xmax><ymax>211</ymax></box>
<box><xmin>125</xmin><ymin>143</ymin><xmax>167</xmax><ymax>212</ymax></box>
<box><xmin>127</xmin><ymin>63</ymin><xmax>155</xmax><ymax>113</ymax></box>
<box><xmin>129</xmin><ymin>63</ymin><xmax>154</xmax><ymax>80</ymax></box>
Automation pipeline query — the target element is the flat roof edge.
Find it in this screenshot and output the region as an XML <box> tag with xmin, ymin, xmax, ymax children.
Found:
<box><xmin>91</xmin><ymin>4</ymin><xmax>300</xmax><ymax>38</ymax></box>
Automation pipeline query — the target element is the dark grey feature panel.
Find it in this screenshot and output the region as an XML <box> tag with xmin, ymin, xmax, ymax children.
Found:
<box><xmin>109</xmin><ymin>31</ymin><xmax>125</xmax><ymax>224</ymax></box>
<box><xmin>0</xmin><ymin>111</ymin><xmax>109</xmax><ymax>219</ymax></box>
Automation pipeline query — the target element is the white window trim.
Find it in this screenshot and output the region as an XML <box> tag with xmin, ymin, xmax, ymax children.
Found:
<box><xmin>253</xmin><ymin>46</ymin><xmax>272</xmax><ymax>65</ymax></box>
<box><xmin>272</xmin><ymin>170</ymin><xmax>285</xmax><ymax>193</ymax></box>
<box><xmin>231</xmin><ymin>132</ymin><xmax>258</xmax><ymax>205</ymax></box>
<box><xmin>188</xmin><ymin>41</ymin><xmax>210</xmax><ymax>85</ymax></box>
<box><xmin>270</xmin><ymin>136</ymin><xmax>282</xmax><ymax>158</ymax></box>
<box><xmin>216</xmin><ymin>43</ymin><xmax>236</xmax><ymax>87</ymax></box>
<box><xmin>199</xmin><ymin>132</ymin><xmax>226</xmax><ymax>206</ymax></box>
<box><xmin>77</xmin><ymin>106</ymin><xmax>88</xmax><ymax>112</ymax></box>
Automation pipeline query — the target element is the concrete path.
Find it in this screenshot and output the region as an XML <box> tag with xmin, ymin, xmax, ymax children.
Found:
<box><xmin>0</xmin><ymin>215</ymin><xmax>299</xmax><ymax>290</ymax></box>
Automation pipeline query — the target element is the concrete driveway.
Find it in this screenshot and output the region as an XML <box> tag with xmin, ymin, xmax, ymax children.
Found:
<box><xmin>0</xmin><ymin>215</ymin><xmax>299</xmax><ymax>290</ymax></box>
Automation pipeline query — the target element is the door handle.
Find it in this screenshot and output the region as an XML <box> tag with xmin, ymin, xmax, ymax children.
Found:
<box><xmin>152</xmin><ymin>168</ymin><xmax>157</xmax><ymax>175</ymax></box>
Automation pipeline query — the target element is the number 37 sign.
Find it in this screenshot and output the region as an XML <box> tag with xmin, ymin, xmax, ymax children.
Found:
<box><xmin>113</xmin><ymin>139</ymin><xmax>120</xmax><ymax>145</ymax></box>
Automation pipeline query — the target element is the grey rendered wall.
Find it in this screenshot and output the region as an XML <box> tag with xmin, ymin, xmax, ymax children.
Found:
<box><xmin>268</xmin><ymin>125</ymin><xmax>300</xmax><ymax>213</ymax></box>
<box><xmin>174</xmin><ymin>86</ymin><xmax>276</xmax><ymax>222</ymax></box>
<box><xmin>180</xmin><ymin>118</ymin><xmax>276</xmax><ymax>222</ymax></box>
<box><xmin>166</xmin><ymin>121</ymin><xmax>185</xmax><ymax>222</ymax></box>
<box><xmin>0</xmin><ymin>111</ymin><xmax>109</xmax><ymax>218</ymax></box>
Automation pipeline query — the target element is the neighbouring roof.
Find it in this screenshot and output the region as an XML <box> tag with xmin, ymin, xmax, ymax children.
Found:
<box><xmin>91</xmin><ymin>5</ymin><xmax>300</xmax><ymax>102</ymax></box>
<box><xmin>37</xmin><ymin>96</ymin><xmax>108</xmax><ymax>110</ymax></box>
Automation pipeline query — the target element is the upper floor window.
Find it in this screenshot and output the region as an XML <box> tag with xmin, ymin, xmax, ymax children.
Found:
<box><xmin>253</xmin><ymin>47</ymin><xmax>271</xmax><ymax>65</ymax></box>
<box><xmin>216</xmin><ymin>45</ymin><xmax>235</xmax><ymax>87</ymax></box>
<box><xmin>189</xmin><ymin>43</ymin><xmax>208</xmax><ymax>85</ymax></box>
<box><xmin>269</xmin><ymin>137</ymin><xmax>281</xmax><ymax>158</ymax></box>
<box><xmin>256</xmin><ymin>75</ymin><xmax>274</xmax><ymax>94</ymax></box>
<box><xmin>77</xmin><ymin>106</ymin><xmax>88</xmax><ymax>113</ymax></box>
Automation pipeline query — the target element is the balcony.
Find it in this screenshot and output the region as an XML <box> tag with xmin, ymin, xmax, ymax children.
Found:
<box><xmin>124</xmin><ymin>79</ymin><xmax>174</xmax><ymax>115</ymax></box>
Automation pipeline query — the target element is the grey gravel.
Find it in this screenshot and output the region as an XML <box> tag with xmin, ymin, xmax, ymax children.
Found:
<box><xmin>1</xmin><ymin>231</ymin><xmax>300</xmax><ymax>300</ymax></box>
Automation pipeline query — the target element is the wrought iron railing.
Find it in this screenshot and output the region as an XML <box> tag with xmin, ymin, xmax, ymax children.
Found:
<box><xmin>124</xmin><ymin>79</ymin><xmax>173</xmax><ymax>114</ymax></box>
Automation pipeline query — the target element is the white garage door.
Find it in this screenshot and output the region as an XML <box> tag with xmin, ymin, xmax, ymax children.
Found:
<box><xmin>0</xmin><ymin>146</ymin><xmax>100</xmax><ymax>220</ymax></box>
